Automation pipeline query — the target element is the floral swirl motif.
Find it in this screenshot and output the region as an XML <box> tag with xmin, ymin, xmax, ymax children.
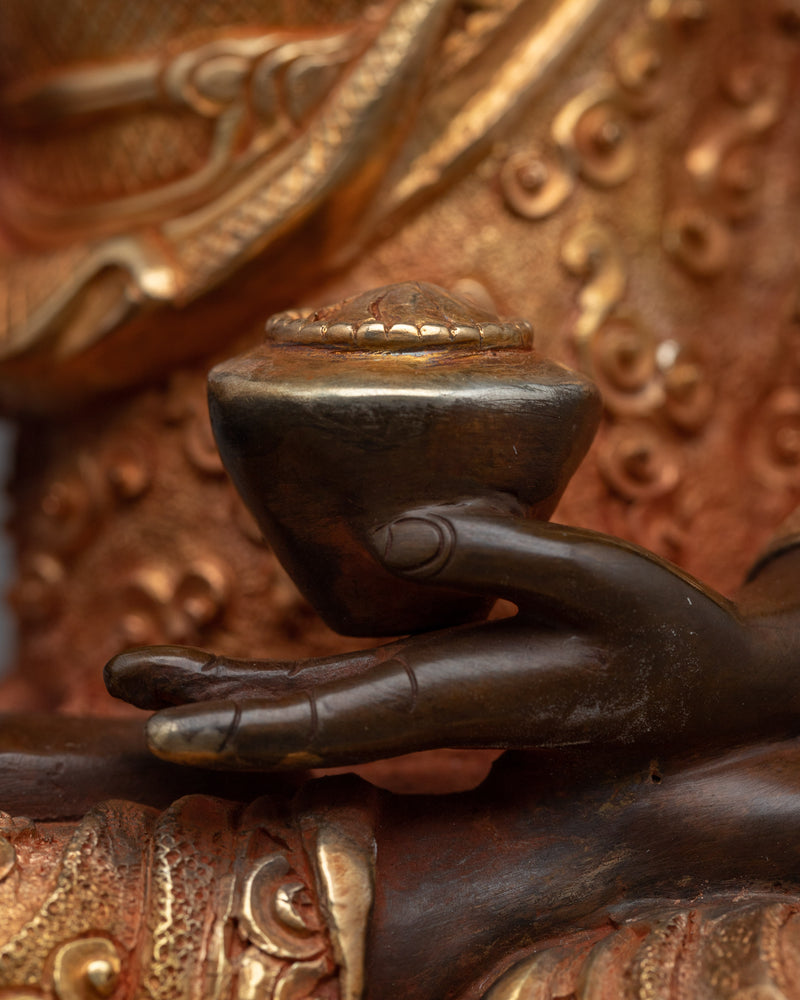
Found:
<box><xmin>117</xmin><ymin>558</ymin><xmax>230</xmax><ymax>647</ymax></box>
<box><xmin>744</xmin><ymin>292</ymin><xmax>800</xmax><ymax>508</ymax></box>
<box><xmin>664</xmin><ymin>9</ymin><xmax>793</xmax><ymax>278</ymax></box>
<box><xmin>11</xmin><ymin>551</ymin><xmax>65</xmax><ymax>626</ymax></box>
<box><xmin>598</xmin><ymin>422</ymin><xmax>682</xmax><ymax>502</ymax></box>
<box><xmin>561</xmin><ymin>219</ymin><xmax>713</xmax><ymax>432</ymax></box>
<box><xmin>500</xmin><ymin>82</ymin><xmax>638</xmax><ymax>220</ymax></box>
<box><xmin>662</xmin><ymin>206</ymin><xmax>731</xmax><ymax>279</ymax></box>
<box><xmin>239</xmin><ymin>854</ymin><xmax>325</xmax><ymax>960</ymax></box>
<box><xmin>749</xmin><ymin>386</ymin><xmax>800</xmax><ymax>492</ymax></box>
<box><xmin>10</xmin><ymin>437</ymin><xmax>154</xmax><ymax>628</ymax></box>
<box><xmin>560</xmin><ymin>219</ymin><xmax>713</xmax><ymax>548</ymax></box>
<box><xmin>499</xmin><ymin>0</ymin><xmax>704</xmax><ymax>221</ymax></box>
<box><xmin>0</xmin><ymin>796</ymin><xmax>374</xmax><ymax>1000</ymax></box>
<box><xmin>483</xmin><ymin>899</ymin><xmax>800</xmax><ymax>1000</ymax></box>
<box><xmin>659</xmin><ymin>340</ymin><xmax>713</xmax><ymax>432</ymax></box>
<box><xmin>593</xmin><ymin>318</ymin><xmax>656</xmax><ymax>398</ymax></box>
<box><xmin>560</xmin><ymin>219</ymin><xmax>627</xmax><ymax>354</ymax></box>
<box><xmin>29</xmin><ymin>455</ymin><xmax>106</xmax><ymax>559</ymax></box>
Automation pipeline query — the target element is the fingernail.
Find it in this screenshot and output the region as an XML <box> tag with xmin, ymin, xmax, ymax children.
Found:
<box><xmin>373</xmin><ymin>515</ymin><xmax>453</xmax><ymax>575</ymax></box>
<box><xmin>146</xmin><ymin>702</ymin><xmax>236</xmax><ymax>764</ymax></box>
<box><xmin>145</xmin><ymin>713</ymin><xmax>183</xmax><ymax>757</ymax></box>
<box><xmin>104</xmin><ymin>646</ymin><xmax>215</xmax><ymax>709</ymax></box>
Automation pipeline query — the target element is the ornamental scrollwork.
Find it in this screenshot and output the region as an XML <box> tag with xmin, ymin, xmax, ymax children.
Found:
<box><xmin>746</xmin><ymin>292</ymin><xmax>800</xmax><ymax>506</ymax></box>
<box><xmin>664</xmin><ymin>1</ymin><xmax>797</xmax><ymax>279</ymax></box>
<box><xmin>0</xmin><ymin>796</ymin><xmax>375</xmax><ymax>1000</ymax></box>
<box><xmin>560</xmin><ymin>218</ymin><xmax>714</xmax><ymax>560</ymax></box>
<box><xmin>0</xmin><ymin>0</ymin><xmax>455</xmax><ymax>365</ymax></box>
<box><xmin>483</xmin><ymin>900</ymin><xmax>800</xmax><ymax>1000</ymax></box>
<box><xmin>498</xmin><ymin>0</ymin><xmax>707</xmax><ymax>222</ymax></box>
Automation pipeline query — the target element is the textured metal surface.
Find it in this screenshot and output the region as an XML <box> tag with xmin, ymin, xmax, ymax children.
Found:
<box><xmin>0</xmin><ymin>793</ymin><xmax>374</xmax><ymax>999</ymax></box>
<box><xmin>2</xmin><ymin>0</ymin><xmax>799</xmax><ymax>713</ymax></box>
<box><xmin>2</xmin><ymin>4</ymin><xmax>800</xmax><ymax>996</ymax></box>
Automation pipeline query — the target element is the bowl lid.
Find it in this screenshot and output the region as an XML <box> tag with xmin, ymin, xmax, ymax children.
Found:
<box><xmin>264</xmin><ymin>281</ymin><xmax>533</xmax><ymax>352</ymax></box>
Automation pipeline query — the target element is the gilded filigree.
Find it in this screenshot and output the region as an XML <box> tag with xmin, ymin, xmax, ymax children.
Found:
<box><xmin>0</xmin><ymin>802</ymin><xmax>148</xmax><ymax>990</ymax></box>
<box><xmin>384</xmin><ymin>0</ymin><xmax>615</xmax><ymax>216</ymax></box>
<box><xmin>0</xmin><ymin>24</ymin><xmax>361</xmax><ymax>235</ymax></box>
<box><xmin>497</xmin><ymin>0</ymin><xmax>701</xmax><ymax>223</ymax></box>
<box><xmin>171</xmin><ymin>0</ymin><xmax>456</xmax><ymax>299</ymax></box>
<box><xmin>0</xmin><ymin>795</ymin><xmax>375</xmax><ymax>1000</ymax></box>
<box><xmin>664</xmin><ymin>2</ymin><xmax>795</xmax><ymax>278</ymax></box>
<box><xmin>559</xmin><ymin>218</ymin><xmax>714</xmax><ymax>557</ymax></box>
<box><xmin>435</xmin><ymin>0</ymin><xmax>522</xmax><ymax>83</ymax></box>
<box><xmin>0</xmin><ymin>0</ymin><xmax>455</xmax><ymax>366</ymax></box>
<box><xmin>482</xmin><ymin>899</ymin><xmax>800</xmax><ymax>1000</ymax></box>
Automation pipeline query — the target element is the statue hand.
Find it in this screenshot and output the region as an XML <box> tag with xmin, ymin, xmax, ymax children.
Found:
<box><xmin>106</xmin><ymin>508</ymin><xmax>793</xmax><ymax>770</ymax></box>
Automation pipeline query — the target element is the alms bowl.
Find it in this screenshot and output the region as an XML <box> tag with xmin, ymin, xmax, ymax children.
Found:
<box><xmin>208</xmin><ymin>282</ymin><xmax>601</xmax><ymax>636</ymax></box>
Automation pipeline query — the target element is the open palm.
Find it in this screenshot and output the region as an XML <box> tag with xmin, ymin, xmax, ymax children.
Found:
<box><xmin>106</xmin><ymin>507</ymin><xmax>797</xmax><ymax>770</ymax></box>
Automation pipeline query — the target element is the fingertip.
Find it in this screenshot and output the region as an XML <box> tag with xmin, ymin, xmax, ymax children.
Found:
<box><xmin>144</xmin><ymin>710</ymin><xmax>183</xmax><ymax>759</ymax></box>
<box><xmin>103</xmin><ymin>645</ymin><xmax>215</xmax><ymax>708</ymax></box>
<box><xmin>102</xmin><ymin>651</ymin><xmax>126</xmax><ymax>697</ymax></box>
<box><xmin>103</xmin><ymin>647</ymin><xmax>156</xmax><ymax>702</ymax></box>
<box><xmin>145</xmin><ymin>701</ymin><xmax>238</xmax><ymax>766</ymax></box>
<box><xmin>371</xmin><ymin>513</ymin><xmax>455</xmax><ymax>577</ymax></box>
<box><xmin>372</xmin><ymin>498</ymin><xmax>528</xmax><ymax>580</ymax></box>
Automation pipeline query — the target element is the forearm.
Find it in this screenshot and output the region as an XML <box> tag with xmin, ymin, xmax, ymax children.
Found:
<box><xmin>366</xmin><ymin>739</ymin><xmax>800</xmax><ymax>999</ymax></box>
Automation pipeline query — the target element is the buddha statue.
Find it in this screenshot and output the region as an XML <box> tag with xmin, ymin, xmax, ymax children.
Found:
<box><xmin>2</xmin><ymin>1</ymin><xmax>800</xmax><ymax>997</ymax></box>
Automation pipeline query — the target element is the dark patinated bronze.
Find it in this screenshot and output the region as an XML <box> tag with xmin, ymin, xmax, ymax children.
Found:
<box><xmin>5</xmin><ymin>1</ymin><xmax>800</xmax><ymax>995</ymax></box>
<box><xmin>109</xmin><ymin>501</ymin><xmax>800</xmax><ymax>772</ymax></box>
<box><xmin>206</xmin><ymin>281</ymin><xmax>601</xmax><ymax>636</ymax></box>
<box><xmin>105</xmin><ymin>283</ymin><xmax>800</xmax><ymax>777</ymax></box>
<box><xmin>102</xmin><ymin>350</ymin><xmax>800</xmax><ymax>998</ymax></box>
<box><xmin>8</xmin><ymin>278</ymin><xmax>800</xmax><ymax>999</ymax></box>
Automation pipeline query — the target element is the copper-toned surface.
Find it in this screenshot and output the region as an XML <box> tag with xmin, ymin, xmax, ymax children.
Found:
<box><xmin>4</xmin><ymin>364</ymin><xmax>378</xmax><ymax>714</ymax></box>
<box><xmin>98</xmin><ymin>282</ymin><xmax>800</xmax><ymax>995</ymax></box>
<box><xmin>3</xmin><ymin>0</ymin><xmax>800</xmax><ymax>711</ymax></box>
<box><xmin>3</xmin><ymin>1</ymin><xmax>800</xmax><ymax>998</ymax></box>
<box><xmin>0</xmin><ymin>789</ymin><xmax>376</xmax><ymax>1000</ymax></box>
<box><xmin>9</xmin><ymin>742</ymin><xmax>800</xmax><ymax>999</ymax></box>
